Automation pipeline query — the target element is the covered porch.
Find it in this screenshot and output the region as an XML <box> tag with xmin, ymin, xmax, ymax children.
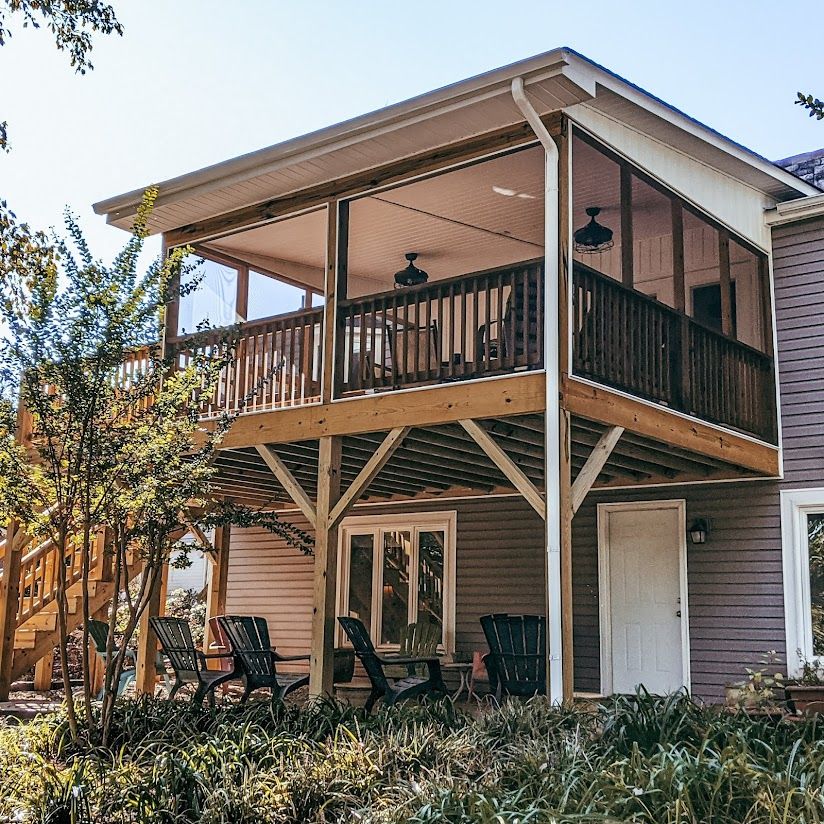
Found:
<box><xmin>202</xmin><ymin>381</ymin><xmax>779</xmax><ymax>703</ymax></box>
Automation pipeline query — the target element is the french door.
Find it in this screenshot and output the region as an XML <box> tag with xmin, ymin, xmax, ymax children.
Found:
<box><xmin>337</xmin><ymin>512</ymin><xmax>456</xmax><ymax>651</ymax></box>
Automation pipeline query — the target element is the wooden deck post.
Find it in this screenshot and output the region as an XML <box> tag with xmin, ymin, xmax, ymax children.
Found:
<box><xmin>718</xmin><ymin>229</ymin><xmax>733</xmax><ymax>337</ymax></box>
<box><xmin>309</xmin><ymin>435</ymin><xmax>342</xmax><ymax>696</ymax></box>
<box><xmin>135</xmin><ymin>562</ymin><xmax>168</xmax><ymax>696</ymax></box>
<box><xmin>204</xmin><ymin>525</ymin><xmax>231</xmax><ymax>650</ymax></box>
<box><xmin>33</xmin><ymin>652</ymin><xmax>54</xmax><ymax>692</ymax></box>
<box><xmin>620</xmin><ymin>162</ymin><xmax>634</xmax><ymax>288</ymax></box>
<box><xmin>0</xmin><ymin>521</ymin><xmax>23</xmax><ymax>701</ymax></box>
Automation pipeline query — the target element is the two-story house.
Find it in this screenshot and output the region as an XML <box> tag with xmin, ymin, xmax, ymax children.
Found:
<box><xmin>5</xmin><ymin>47</ymin><xmax>823</xmax><ymax>704</ymax></box>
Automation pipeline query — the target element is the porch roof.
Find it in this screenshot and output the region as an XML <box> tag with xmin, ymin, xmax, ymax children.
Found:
<box><xmin>93</xmin><ymin>48</ymin><xmax>816</xmax><ymax>236</ymax></box>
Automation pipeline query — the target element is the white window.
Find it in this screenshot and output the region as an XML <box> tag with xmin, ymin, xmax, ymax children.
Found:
<box><xmin>781</xmin><ymin>488</ymin><xmax>824</xmax><ymax>676</ymax></box>
<box><xmin>336</xmin><ymin>511</ymin><xmax>456</xmax><ymax>652</ymax></box>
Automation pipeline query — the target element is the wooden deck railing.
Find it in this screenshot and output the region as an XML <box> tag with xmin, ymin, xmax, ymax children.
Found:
<box><xmin>0</xmin><ymin>526</ymin><xmax>105</xmax><ymax>627</ymax></box>
<box><xmin>168</xmin><ymin>308</ymin><xmax>324</xmax><ymax>416</ymax></box>
<box><xmin>336</xmin><ymin>261</ymin><xmax>544</xmax><ymax>395</ymax></box>
<box><xmin>572</xmin><ymin>263</ymin><xmax>777</xmax><ymax>443</ymax></box>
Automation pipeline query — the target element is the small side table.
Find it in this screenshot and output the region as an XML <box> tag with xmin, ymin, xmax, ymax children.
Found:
<box><xmin>441</xmin><ymin>661</ymin><xmax>476</xmax><ymax>702</ymax></box>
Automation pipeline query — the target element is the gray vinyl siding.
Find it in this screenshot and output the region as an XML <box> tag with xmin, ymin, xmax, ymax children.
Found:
<box><xmin>573</xmin><ymin>215</ymin><xmax>824</xmax><ymax>701</ymax></box>
<box><xmin>225</xmin><ymin>497</ymin><xmax>545</xmax><ymax>662</ymax></box>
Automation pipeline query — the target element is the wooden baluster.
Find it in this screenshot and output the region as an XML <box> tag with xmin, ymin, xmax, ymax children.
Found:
<box><xmin>536</xmin><ymin>264</ymin><xmax>544</xmax><ymax>370</ymax></box>
<box><xmin>368</xmin><ymin>299</ymin><xmax>377</xmax><ymax>390</ymax></box>
<box><xmin>448</xmin><ymin>281</ymin><xmax>456</xmax><ymax>379</ymax></box>
<box><xmin>392</xmin><ymin>297</ymin><xmax>400</xmax><ymax>388</ymax></box>
<box><xmin>460</xmin><ymin>279</ymin><xmax>468</xmax><ymax>378</ymax></box>
<box><xmin>397</xmin><ymin>292</ymin><xmax>408</xmax><ymax>386</ymax></box>
<box><xmin>346</xmin><ymin>305</ymin><xmax>356</xmax><ymax>394</ymax></box>
<box><xmin>495</xmin><ymin>270</ymin><xmax>504</xmax><ymax>368</ymax></box>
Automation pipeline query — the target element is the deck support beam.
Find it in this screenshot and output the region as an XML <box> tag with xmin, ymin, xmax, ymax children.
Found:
<box><xmin>328</xmin><ymin>427</ymin><xmax>410</xmax><ymax>529</ymax></box>
<box><xmin>309</xmin><ymin>436</ymin><xmax>342</xmax><ymax>697</ymax></box>
<box><xmin>204</xmin><ymin>525</ymin><xmax>231</xmax><ymax>650</ymax></box>
<box><xmin>459</xmin><ymin>419</ymin><xmax>546</xmax><ymax>520</ymax></box>
<box><xmin>135</xmin><ymin>562</ymin><xmax>168</xmax><ymax>696</ymax></box>
<box><xmin>0</xmin><ymin>521</ymin><xmax>23</xmax><ymax>701</ymax></box>
<box><xmin>33</xmin><ymin>652</ymin><xmax>54</xmax><ymax>692</ymax></box>
<box><xmin>571</xmin><ymin>426</ymin><xmax>624</xmax><ymax>515</ymax></box>
<box><xmin>255</xmin><ymin>445</ymin><xmax>318</xmax><ymax>529</ymax></box>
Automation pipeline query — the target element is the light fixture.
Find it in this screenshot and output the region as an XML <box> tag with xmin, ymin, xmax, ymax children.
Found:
<box><xmin>394</xmin><ymin>252</ymin><xmax>429</xmax><ymax>288</ymax></box>
<box><xmin>574</xmin><ymin>206</ymin><xmax>614</xmax><ymax>254</ymax></box>
<box><xmin>688</xmin><ymin>519</ymin><xmax>709</xmax><ymax>545</ymax></box>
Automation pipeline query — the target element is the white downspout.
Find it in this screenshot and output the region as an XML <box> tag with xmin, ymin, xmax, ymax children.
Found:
<box><xmin>511</xmin><ymin>76</ymin><xmax>563</xmax><ymax>704</ymax></box>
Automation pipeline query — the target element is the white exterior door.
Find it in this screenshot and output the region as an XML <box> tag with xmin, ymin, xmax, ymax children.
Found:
<box><xmin>599</xmin><ymin>501</ymin><xmax>689</xmax><ymax>695</ymax></box>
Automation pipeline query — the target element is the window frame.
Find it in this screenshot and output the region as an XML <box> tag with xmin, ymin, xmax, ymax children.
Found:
<box><xmin>781</xmin><ymin>488</ymin><xmax>824</xmax><ymax>675</ymax></box>
<box><xmin>336</xmin><ymin>510</ymin><xmax>457</xmax><ymax>653</ymax></box>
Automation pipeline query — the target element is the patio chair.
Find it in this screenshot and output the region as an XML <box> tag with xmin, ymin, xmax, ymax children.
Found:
<box><xmin>150</xmin><ymin>616</ymin><xmax>238</xmax><ymax>706</ymax></box>
<box><xmin>88</xmin><ymin>619</ymin><xmax>172</xmax><ymax>699</ymax></box>
<box><xmin>338</xmin><ymin>616</ymin><xmax>447</xmax><ymax>713</ymax></box>
<box><xmin>87</xmin><ymin>619</ymin><xmax>136</xmax><ymax>699</ymax></box>
<box><xmin>385</xmin><ymin>619</ymin><xmax>441</xmax><ymax>678</ymax></box>
<box><xmin>218</xmin><ymin>615</ymin><xmax>310</xmax><ymax>703</ymax></box>
<box><xmin>480</xmin><ymin>613</ymin><xmax>546</xmax><ymax>699</ymax></box>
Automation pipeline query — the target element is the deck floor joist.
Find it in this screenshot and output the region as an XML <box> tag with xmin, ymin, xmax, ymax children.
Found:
<box><xmin>211</xmin><ymin>411</ymin><xmax>764</xmax><ymax>509</ymax></box>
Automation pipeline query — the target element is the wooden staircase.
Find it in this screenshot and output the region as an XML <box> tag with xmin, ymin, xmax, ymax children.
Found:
<box><xmin>0</xmin><ymin>527</ymin><xmax>122</xmax><ymax>683</ymax></box>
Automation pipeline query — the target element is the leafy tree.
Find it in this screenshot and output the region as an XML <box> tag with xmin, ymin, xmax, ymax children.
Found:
<box><xmin>0</xmin><ymin>0</ymin><xmax>122</xmax><ymax>149</ymax></box>
<box><xmin>796</xmin><ymin>92</ymin><xmax>824</xmax><ymax>121</ymax></box>
<box><xmin>0</xmin><ymin>191</ymin><xmax>311</xmax><ymax>744</ymax></box>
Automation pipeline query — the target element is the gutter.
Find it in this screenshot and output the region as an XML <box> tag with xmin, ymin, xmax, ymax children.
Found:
<box><xmin>766</xmin><ymin>192</ymin><xmax>824</xmax><ymax>227</ymax></box>
<box><xmin>511</xmin><ymin>77</ymin><xmax>564</xmax><ymax>705</ymax></box>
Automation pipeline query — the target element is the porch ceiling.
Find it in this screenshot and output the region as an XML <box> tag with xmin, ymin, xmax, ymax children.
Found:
<box><xmin>210</xmin><ymin>413</ymin><xmax>760</xmax><ymax>509</ymax></box>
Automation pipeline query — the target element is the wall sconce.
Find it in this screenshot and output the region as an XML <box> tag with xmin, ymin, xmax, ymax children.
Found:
<box><xmin>688</xmin><ymin>519</ymin><xmax>709</xmax><ymax>545</ymax></box>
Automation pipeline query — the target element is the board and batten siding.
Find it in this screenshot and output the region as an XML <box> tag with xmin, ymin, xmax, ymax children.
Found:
<box><xmin>573</xmin><ymin>215</ymin><xmax>824</xmax><ymax>701</ymax></box>
<box><xmin>225</xmin><ymin>497</ymin><xmax>546</xmax><ymax>665</ymax></box>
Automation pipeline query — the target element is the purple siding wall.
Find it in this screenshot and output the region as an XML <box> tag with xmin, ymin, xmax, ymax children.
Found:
<box><xmin>573</xmin><ymin>215</ymin><xmax>824</xmax><ymax>701</ymax></box>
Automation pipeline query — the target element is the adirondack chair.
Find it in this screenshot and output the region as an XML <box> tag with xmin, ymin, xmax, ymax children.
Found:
<box><xmin>87</xmin><ymin>619</ymin><xmax>136</xmax><ymax>699</ymax></box>
<box><xmin>338</xmin><ymin>616</ymin><xmax>447</xmax><ymax>713</ymax></box>
<box><xmin>88</xmin><ymin>619</ymin><xmax>172</xmax><ymax>699</ymax></box>
<box><xmin>150</xmin><ymin>616</ymin><xmax>238</xmax><ymax>706</ymax></box>
<box><xmin>385</xmin><ymin>620</ymin><xmax>441</xmax><ymax>678</ymax></box>
<box><xmin>218</xmin><ymin>615</ymin><xmax>310</xmax><ymax>703</ymax></box>
<box><xmin>480</xmin><ymin>613</ymin><xmax>546</xmax><ymax>698</ymax></box>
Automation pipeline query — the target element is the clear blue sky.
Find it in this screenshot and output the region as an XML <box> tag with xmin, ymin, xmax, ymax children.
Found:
<box><xmin>1</xmin><ymin>0</ymin><xmax>822</xmax><ymax>262</ymax></box>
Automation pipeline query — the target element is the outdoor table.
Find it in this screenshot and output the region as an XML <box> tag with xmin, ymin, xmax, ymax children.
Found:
<box><xmin>441</xmin><ymin>661</ymin><xmax>476</xmax><ymax>702</ymax></box>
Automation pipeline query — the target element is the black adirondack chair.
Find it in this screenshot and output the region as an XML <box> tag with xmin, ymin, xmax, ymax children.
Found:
<box><xmin>338</xmin><ymin>616</ymin><xmax>447</xmax><ymax>713</ymax></box>
<box><xmin>218</xmin><ymin>615</ymin><xmax>309</xmax><ymax>703</ymax></box>
<box><xmin>480</xmin><ymin>613</ymin><xmax>546</xmax><ymax>698</ymax></box>
<box><xmin>150</xmin><ymin>616</ymin><xmax>238</xmax><ymax>706</ymax></box>
<box><xmin>88</xmin><ymin>619</ymin><xmax>173</xmax><ymax>699</ymax></box>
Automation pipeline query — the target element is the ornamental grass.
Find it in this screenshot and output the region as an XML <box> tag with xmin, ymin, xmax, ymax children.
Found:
<box><xmin>2</xmin><ymin>690</ymin><xmax>824</xmax><ymax>823</ymax></box>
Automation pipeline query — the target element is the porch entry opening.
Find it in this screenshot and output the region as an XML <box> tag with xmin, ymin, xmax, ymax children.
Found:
<box><xmin>336</xmin><ymin>512</ymin><xmax>457</xmax><ymax>652</ymax></box>
<box><xmin>598</xmin><ymin>501</ymin><xmax>689</xmax><ymax>695</ymax></box>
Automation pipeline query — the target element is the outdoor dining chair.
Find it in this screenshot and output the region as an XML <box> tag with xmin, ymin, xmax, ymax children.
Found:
<box><xmin>338</xmin><ymin>615</ymin><xmax>447</xmax><ymax>713</ymax></box>
<box><xmin>217</xmin><ymin>615</ymin><xmax>310</xmax><ymax>703</ymax></box>
<box><xmin>150</xmin><ymin>616</ymin><xmax>238</xmax><ymax>706</ymax></box>
<box><xmin>480</xmin><ymin>613</ymin><xmax>546</xmax><ymax>699</ymax></box>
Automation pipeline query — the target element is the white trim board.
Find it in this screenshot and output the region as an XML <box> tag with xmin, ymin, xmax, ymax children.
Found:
<box><xmin>335</xmin><ymin>510</ymin><xmax>457</xmax><ymax>653</ymax></box>
<box><xmin>781</xmin><ymin>487</ymin><xmax>824</xmax><ymax>677</ymax></box>
<box><xmin>597</xmin><ymin>499</ymin><xmax>691</xmax><ymax>695</ymax></box>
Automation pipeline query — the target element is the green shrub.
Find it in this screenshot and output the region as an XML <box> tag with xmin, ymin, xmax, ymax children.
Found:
<box><xmin>2</xmin><ymin>691</ymin><xmax>824</xmax><ymax>823</ymax></box>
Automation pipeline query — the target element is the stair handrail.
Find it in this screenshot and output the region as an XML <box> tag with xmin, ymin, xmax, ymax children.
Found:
<box><xmin>0</xmin><ymin>503</ymin><xmax>62</xmax><ymax>566</ymax></box>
